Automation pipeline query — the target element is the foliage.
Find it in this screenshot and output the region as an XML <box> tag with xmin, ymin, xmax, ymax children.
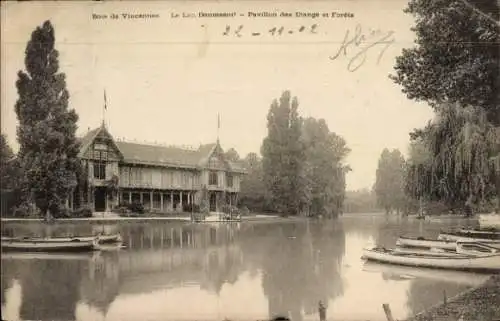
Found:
<box><xmin>0</xmin><ymin>134</ymin><xmax>23</xmax><ymax>216</ymax></box>
<box><xmin>261</xmin><ymin>91</ymin><xmax>309</xmax><ymax>215</ymax></box>
<box><xmin>343</xmin><ymin>189</ymin><xmax>380</xmax><ymax>213</ymax></box>
<box><xmin>14</xmin><ymin>21</ymin><xmax>80</xmax><ymax>220</ymax></box>
<box><xmin>239</xmin><ymin>153</ymin><xmax>273</xmax><ymax>212</ymax></box>
<box><xmin>221</xmin><ymin>204</ymin><xmax>240</xmax><ymax>215</ymax></box>
<box><xmin>301</xmin><ymin>118</ymin><xmax>350</xmax><ymax>218</ymax></box>
<box><xmin>374</xmin><ymin>149</ymin><xmax>406</xmax><ymax>214</ymax></box>
<box><xmin>71</xmin><ymin>205</ymin><xmax>93</xmax><ymax>218</ymax></box>
<box><xmin>199</xmin><ymin>185</ymin><xmax>210</xmax><ymax>213</ymax></box>
<box><xmin>117</xmin><ymin>202</ymin><xmax>144</xmax><ymax>214</ymax></box>
<box><xmin>183</xmin><ymin>203</ymin><xmax>201</xmax><ymax>213</ymax></box>
<box><xmin>224</xmin><ymin>148</ymin><xmax>240</xmax><ymax>162</ymax></box>
<box><xmin>392</xmin><ymin>0</ymin><xmax>500</xmax><ymax>213</ymax></box>
<box><xmin>391</xmin><ymin>0</ymin><xmax>499</xmax><ymax>125</ymax></box>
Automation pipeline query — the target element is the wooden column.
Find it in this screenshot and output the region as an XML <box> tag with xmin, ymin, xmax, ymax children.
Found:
<box><xmin>160</xmin><ymin>193</ymin><xmax>164</xmax><ymax>212</ymax></box>
<box><xmin>180</xmin><ymin>191</ymin><xmax>183</xmax><ymax>209</ymax></box>
<box><xmin>170</xmin><ymin>191</ymin><xmax>173</xmax><ymax>211</ymax></box>
<box><xmin>140</xmin><ymin>192</ymin><xmax>143</xmax><ymax>204</ymax></box>
<box><xmin>129</xmin><ymin>192</ymin><xmax>132</xmax><ymax>203</ymax></box>
<box><xmin>150</xmin><ymin>191</ymin><xmax>153</xmax><ymax>209</ymax></box>
<box><xmin>188</xmin><ymin>192</ymin><xmax>191</xmax><ymax>205</ymax></box>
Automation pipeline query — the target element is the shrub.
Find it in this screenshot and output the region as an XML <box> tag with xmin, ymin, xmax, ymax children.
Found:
<box><xmin>12</xmin><ymin>203</ymin><xmax>30</xmax><ymax>217</ymax></box>
<box><xmin>72</xmin><ymin>205</ymin><xmax>93</xmax><ymax>218</ymax></box>
<box><xmin>183</xmin><ymin>203</ymin><xmax>201</xmax><ymax>213</ymax></box>
<box><xmin>221</xmin><ymin>205</ymin><xmax>240</xmax><ymax>215</ymax></box>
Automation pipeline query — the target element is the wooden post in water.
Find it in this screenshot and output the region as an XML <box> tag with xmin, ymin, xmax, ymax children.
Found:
<box><xmin>382</xmin><ymin>304</ymin><xmax>395</xmax><ymax>321</ymax></box>
<box><xmin>443</xmin><ymin>290</ymin><xmax>447</xmax><ymax>306</ymax></box>
<box><xmin>318</xmin><ymin>301</ymin><xmax>326</xmax><ymax>321</ymax></box>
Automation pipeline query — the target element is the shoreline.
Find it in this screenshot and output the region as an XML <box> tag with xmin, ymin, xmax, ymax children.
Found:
<box><xmin>404</xmin><ymin>275</ymin><xmax>500</xmax><ymax>321</ymax></box>
<box><xmin>0</xmin><ymin>214</ymin><xmax>292</xmax><ymax>224</ymax></box>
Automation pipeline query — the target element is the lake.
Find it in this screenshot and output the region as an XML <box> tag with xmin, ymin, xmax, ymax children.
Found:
<box><xmin>1</xmin><ymin>214</ymin><xmax>492</xmax><ymax>321</ymax></box>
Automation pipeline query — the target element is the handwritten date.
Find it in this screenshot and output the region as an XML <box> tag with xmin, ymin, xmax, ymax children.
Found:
<box><xmin>220</xmin><ymin>24</ymin><xmax>318</xmax><ymax>37</ymax></box>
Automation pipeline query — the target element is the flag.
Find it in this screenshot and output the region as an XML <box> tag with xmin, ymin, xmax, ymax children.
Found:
<box><xmin>104</xmin><ymin>90</ymin><xmax>108</xmax><ymax>110</ymax></box>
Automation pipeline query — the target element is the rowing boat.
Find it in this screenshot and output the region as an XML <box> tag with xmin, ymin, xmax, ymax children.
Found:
<box><xmin>1</xmin><ymin>233</ymin><xmax>122</xmax><ymax>244</ymax></box>
<box><xmin>456</xmin><ymin>241</ymin><xmax>500</xmax><ymax>256</ymax></box>
<box><xmin>362</xmin><ymin>247</ymin><xmax>500</xmax><ymax>272</ymax></box>
<box><xmin>443</xmin><ymin>229</ymin><xmax>500</xmax><ymax>240</ymax></box>
<box><xmin>438</xmin><ymin>232</ymin><xmax>500</xmax><ymax>244</ymax></box>
<box><xmin>396</xmin><ymin>236</ymin><xmax>457</xmax><ymax>250</ymax></box>
<box><xmin>1</xmin><ymin>239</ymin><xmax>98</xmax><ymax>252</ymax></box>
<box><xmin>362</xmin><ymin>261</ymin><xmax>491</xmax><ymax>287</ymax></box>
<box><xmin>393</xmin><ymin>247</ymin><xmax>459</xmax><ymax>257</ymax></box>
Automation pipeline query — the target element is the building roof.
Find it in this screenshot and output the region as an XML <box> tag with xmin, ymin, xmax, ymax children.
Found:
<box><xmin>78</xmin><ymin>126</ymin><xmax>246</xmax><ymax>173</ymax></box>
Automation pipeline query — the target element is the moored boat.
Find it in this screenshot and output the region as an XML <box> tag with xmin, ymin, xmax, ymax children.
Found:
<box><xmin>361</xmin><ymin>247</ymin><xmax>500</xmax><ymax>272</ymax></box>
<box><xmin>456</xmin><ymin>241</ymin><xmax>500</xmax><ymax>256</ymax></box>
<box><xmin>393</xmin><ymin>247</ymin><xmax>461</xmax><ymax>257</ymax></box>
<box><xmin>0</xmin><ymin>233</ymin><xmax>122</xmax><ymax>244</ymax></box>
<box><xmin>396</xmin><ymin>236</ymin><xmax>457</xmax><ymax>250</ymax></box>
<box><xmin>1</xmin><ymin>239</ymin><xmax>98</xmax><ymax>252</ymax></box>
<box><xmin>1</xmin><ymin>251</ymin><xmax>101</xmax><ymax>261</ymax></box>
<box><xmin>438</xmin><ymin>232</ymin><xmax>500</xmax><ymax>244</ymax></box>
<box><xmin>362</xmin><ymin>261</ymin><xmax>491</xmax><ymax>287</ymax></box>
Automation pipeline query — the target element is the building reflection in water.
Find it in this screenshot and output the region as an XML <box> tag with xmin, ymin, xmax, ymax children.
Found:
<box><xmin>1</xmin><ymin>221</ymin><xmax>348</xmax><ymax>321</ymax></box>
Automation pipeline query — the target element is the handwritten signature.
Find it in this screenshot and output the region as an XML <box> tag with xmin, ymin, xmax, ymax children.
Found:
<box><xmin>330</xmin><ymin>24</ymin><xmax>395</xmax><ymax>72</ymax></box>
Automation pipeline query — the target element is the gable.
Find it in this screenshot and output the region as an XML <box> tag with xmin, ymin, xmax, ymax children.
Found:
<box><xmin>206</xmin><ymin>145</ymin><xmax>231</xmax><ymax>171</ymax></box>
<box><xmin>79</xmin><ymin>126</ymin><xmax>123</xmax><ymax>161</ymax></box>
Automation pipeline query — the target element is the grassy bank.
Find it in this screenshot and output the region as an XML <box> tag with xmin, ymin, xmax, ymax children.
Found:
<box><xmin>405</xmin><ymin>275</ymin><xmax>500</xmax><ymax>321</ymax></box>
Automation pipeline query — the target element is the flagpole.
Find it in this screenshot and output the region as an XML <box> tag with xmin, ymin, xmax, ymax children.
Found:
<box><xmin>103</xmin><ymin>89</ymin><xmax>107</xmax><ymax>128</ymax></box>
<box><xmin>217</xmin><ymin>113</ymin><xmax>220</xmax><ymax>143</ymax></box>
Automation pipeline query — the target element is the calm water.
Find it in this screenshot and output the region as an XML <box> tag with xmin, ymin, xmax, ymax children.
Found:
<box><xmin>1</xmin><ymin>214</ymin><xmax>491</xmax><ymax>321</ymax></box>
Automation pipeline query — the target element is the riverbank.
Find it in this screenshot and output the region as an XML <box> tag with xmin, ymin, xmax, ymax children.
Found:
<box><xmin>404</xmin><ymin>275</ymin><xmax>500</xmax><ymax>321</ymax></box>
<box><xmin>0</xmin><ymin>213</ymin><xmax>286</xmax><ymax>224</ymax></box>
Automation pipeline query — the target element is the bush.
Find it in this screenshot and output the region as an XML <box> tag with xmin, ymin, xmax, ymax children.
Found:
<box><xmin>183</xmin><ymin>203</ymin><xmax>201</xmax><ymax>213</ymax></box>
<box><xmin>72</xmin><ymin>205</ymin><xmax>93</xmax><ymax>218</ymax></box>
<box><xmin>221</xmin><ymin>205</ymin><xmax>240</xmax><ymax>215</ymax></box>
<box><xmin>12</xmin><ymin>203</ymin><xmax>30</xmax><ymax>217</ymax></box>
<box><xmin>117</xmin><ymin>202</ymin><xmax>144</xmax><ymax>214</ymax></box>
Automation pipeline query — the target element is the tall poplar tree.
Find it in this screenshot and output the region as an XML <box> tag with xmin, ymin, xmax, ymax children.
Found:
<box><xmin>261</xmin><ymin>91</ymin><xmax>308</xmax><ymax>215</ymax></box>
<box><xmin>15</xmin><ymin>21</ymin><xmax>80</xmax><ymax>219</ymax></box>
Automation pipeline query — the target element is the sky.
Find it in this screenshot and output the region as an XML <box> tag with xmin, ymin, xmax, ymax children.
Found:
<box><xmin>1</xmin><ymin>1</ymin><xmax>434</xmax><ymax>190</ymax></box>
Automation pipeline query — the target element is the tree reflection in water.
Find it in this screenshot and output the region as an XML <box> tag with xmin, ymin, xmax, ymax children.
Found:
<box><xmin>2</xmin><ymin>258</ymin><xmax>84</xmax><ymax>321</ymax></box>
<box><xmin>241</xmin><ymin>221</ymin><xmax>346</xmax><ymax>321</ymax></box>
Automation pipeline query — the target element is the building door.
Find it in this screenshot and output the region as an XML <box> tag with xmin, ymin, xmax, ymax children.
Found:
<box><xmin>94</xmin><ymin>187</ymin><xmax>106</xmax><ymax>212</ymax></box>
<box><xmin>209</xmin><ymin>192</ymin><xmax>217</xmax><ymax>212</ymax></box>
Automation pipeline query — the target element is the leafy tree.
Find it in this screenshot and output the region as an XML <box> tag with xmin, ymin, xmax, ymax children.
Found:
<box><xmin>391</xmin><ymin>0</ymin><xmax>499</xmax><ymax>125</ymax></box>
<box><xmin>343</xmin><ymin>189</ymin><xmax>379</xmax><ymax>214</ymax></box>
<box><xmin>0</xmin><ymin>134</ymin><xmax>17</xmax><ymax>191</ymax></box>
<box><xmin>14</xmin><ymin>21</ymin><xmax>80</xmax><ymax>219</ymax></box>
<box><xmin>224</xmin><ymin>148</ymin><xmax>240</xmax><ymax>162</ymax></box>
<box><xmin>239</xmin><ymin>153</ymin><xmax>270</xmax><ymax>212</ymax></box>
<box><xmin>261</xmin><ymin>91</ymin><xmax>308</xmax><ymax>215</ymax></box>
<box><xmin>301</xmin><ymin>118</ymin><xmax>350</xmax><ymax>218</ymax></box>
<box><xmin>374</xmin><ymin>149</ymin><xmax>406</xmax><ymax>214</ymax></box>
<box><xmin>391</xmin><ymin>0</ymin><xmax>500</xmax><ymax>213</ymax></box>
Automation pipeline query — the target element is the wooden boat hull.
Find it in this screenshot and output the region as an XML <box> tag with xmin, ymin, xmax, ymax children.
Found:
<box><xmin>362</xmin><ymin>261</ymin><xmax>491</xmax><ymax>287</ymax></box>
<box><xmin>393</xmin><ymin>247</ymin><xmax>459</xmax><ymax>257</ymax></box>
<box><xmin>1</xmin><ymin>252</ymin><xmax>100</xmax><ymax>261</ymax></box>
<box><xmin>1</xmin><ymin>233</ymin><xmax>121</xmax><ymax>244</ymax></box>
<box><xmin>396</xmin><ymin>236</ymin><xmax>457</xmax><ymax>250</ymax></box>
<box><xmin>1</xmin><ymin>240</ymin><xmax>97</xmax><ymax>252</ymax></box>
<box><xmin>362</xmin><ymin>248</ymin><xmax>500</xmax><ymax>272</ymax></box>
<box><xmin>438</xmin><ymin>233</ymin><xmax>500</xmax><ymax>246</ymax></box>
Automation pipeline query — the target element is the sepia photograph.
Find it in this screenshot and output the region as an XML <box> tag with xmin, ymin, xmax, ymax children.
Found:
<box><xmin>0</xmin><ymin>0</ymin><xmax>499</xmax><ymax>320</ymax></box>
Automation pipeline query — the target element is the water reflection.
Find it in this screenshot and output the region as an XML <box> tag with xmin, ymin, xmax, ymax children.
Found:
<box><xmin>1</xmin><ymin>216</ymin><xmax>492</xmax><ymax>321</ymax></box>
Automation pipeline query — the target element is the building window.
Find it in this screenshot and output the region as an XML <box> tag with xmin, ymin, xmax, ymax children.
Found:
<box><xmin>226</xmin><ymin>174</ymin><xmax>233</xmax><ymax>187</ymax></box>
<box><xmin>209</xmin><ymin>171</ymin><xmax>218</xmax><ymax>186</ymax></box>
<box><xmin>94</xmin><ymin>162</ymin><xmax>106</xmax><ymax>180</ymax></box>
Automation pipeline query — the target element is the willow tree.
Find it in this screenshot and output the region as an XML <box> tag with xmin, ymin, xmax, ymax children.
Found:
<box><xmin>15</xmin><ymin>21</ymin><xmax>80</xmax><ymax>219</ymax></box>
<box><xmin>391</xmin><ymin>0</ymin><xmax>500</xmax><ymax>212</ymax></box>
